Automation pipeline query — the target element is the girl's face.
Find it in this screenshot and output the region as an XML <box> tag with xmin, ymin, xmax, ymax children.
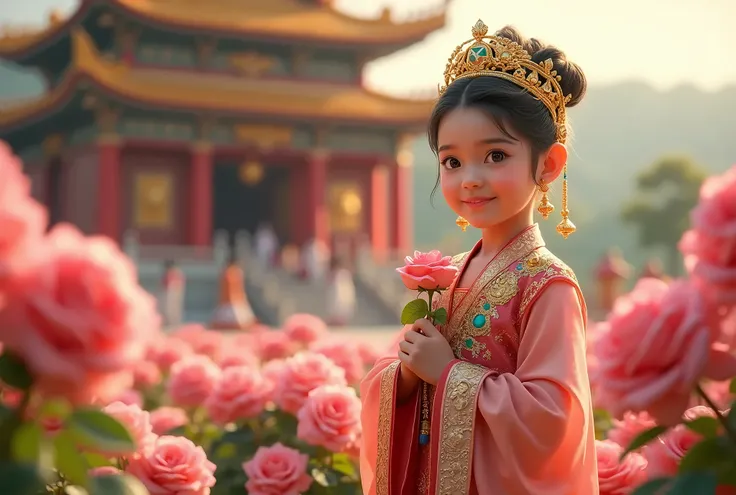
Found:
<box><xmin>438</xmin><ymin>107</ymin><xmax>563</xmax><ymax>232</ymax></box>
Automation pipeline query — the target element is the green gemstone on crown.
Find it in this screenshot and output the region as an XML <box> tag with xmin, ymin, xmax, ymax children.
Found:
<box><xmin>468</xmin><ymin>46</ymin><xmax>488</xmax><ymax>62</ymax></box>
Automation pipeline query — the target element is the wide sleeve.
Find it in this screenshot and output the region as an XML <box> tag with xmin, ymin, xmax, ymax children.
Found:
<box><xmin>430</xmin><ymin>281</ymin><xmax>598</xmax><ymax>494</ymax></box>
<box><xmin>359</xmin><ymin>353</ymin><xmax>420</xmax><ymax>495</ymax></box>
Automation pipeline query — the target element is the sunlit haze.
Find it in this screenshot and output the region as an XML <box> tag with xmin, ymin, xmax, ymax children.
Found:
<box><xmin>2</xmin><ymin>0</ymin><xmax>734</xmax><ymax>94</ymax></box>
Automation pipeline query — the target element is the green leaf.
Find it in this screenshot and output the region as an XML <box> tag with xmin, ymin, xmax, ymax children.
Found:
<box><xmin>68</xmin><ymin>409</ymin><xmax>134</xmax><ymax>454</ymax></box>
<box><xmin>311</xmin><ymin>467</ymin><xmax>339</xmax><ymax>487</ymax></box>
<box><xmin>332</xmin><ymin>453</ymin><xmax>358</xmax><ymax>479</ymax></box>
<box><xmin>729</xmin><ymin>377</ymin><xmax>736</xmax><ymax>395</ymax></box>
<box><xmin>684</xmin><ymin>416</ymin><xmax>720</xmax><ymax>439</ymax></box>
<box><xmin>54</xmin><ymin>431</ymin><xmax>90</xmax><ymax>487</ymax></box>
<box><xmin>621</xmin><ymin>425</ymin><xmax>669</xmax><ymax>459</ymax></box>
<box><xmin>214</xmin><ymin>442</ymin><xmax>237</xmax><ymax>459</ymax></box>
<box><xmin>400</xmin><ymin>298</ymin><xmax>429</xmax><ymax>325</ymax></box>
<box><xmin>87</xmin><ymin>474</ymin><xmax>149</xmax><ymax>495</ymax></box>
<box><xmin>631</xmin><ymin>477</ymin><xmax>673</xmax><ymax>495</ymax></box>
<box><xmin>669</xmin><ymin>472</ymin><xmax>718</xmax><ymax>495</ymax></box>
<box><xmin>432</xmin><ymin>307</ymin><xmax>448</xmax><ymax>325</ymax></box>
<box><xmin>0</xmin><ymin>462</ymin><xmax>48</xmax><ymax>495</ymax></box>
<box><xmin>82</xmin><ymin>452</ymin><xmax>113</xmax><ymax>469</ymax></box>
<box><xmin>678</xmin><ymin>436</ymin><xmax>736</xmax><ymax>479</ymax></box>
<box><xmin>0</xmin><ymin>352</ymin><xmax>33</xmax><ymax>391</ymax></box>
<box><xmin>0</xmin><ymin>411</ymin><xmax>23</xmax><ymax>461</ymax></box>
<box><xmin>11</xmin><ymin>422</ymin><xmax>42</xmax><ymax>463</ymax></box>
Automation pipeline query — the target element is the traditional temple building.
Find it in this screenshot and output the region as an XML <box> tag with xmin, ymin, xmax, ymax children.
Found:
<box><xmin>0</xmin><ymin>1</ymin><xmax>445</xmax><ymax>257</ymax></box>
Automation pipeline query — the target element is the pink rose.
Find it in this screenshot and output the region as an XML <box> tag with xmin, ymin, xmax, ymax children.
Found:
<box><xmin>205</xmin><ymin>365</ymin><xmax>273</xmax><ymax>424</ymax></box>
<box><xmin>171</xmin><ymin>324</ymin><xmax>223</xmax><ymax>360</ymax></box>
<box><xmin>110</xmin><ymin>389</ymin><xmax>144</xmax><ymax>408</ymax></box>
<box><xmin>149</xmin><ymin>406</ymin><xmax>189</xmax><ymax>435</ymax></box>
<box><xmin>274</xmin><ymin>352</ymin><xmax>347</xmax><ymax>414</ymax></box>
<box><xmin>257</xmin><ymin>331</ymin><xmax>296</xmax><ymax>362</ymax></box>
<box><xmin>646</xmin><ymin>406</ymin><xmax>715</xmax><ymax>477</ymax></box>
<box><xmin>0</xmin><ymin>225</ymin><xmax>158</xmax><ymax>403</ymax></box>
<box><xmin>126</xmin><ymin>435</ymin><xmax>216</xmax><ymax>495</ymax></box>
<box><xmin>242</xmin><ymin>443</ymin><xmax>313</xmax><ymax>495</ymax></box>
<box><xmin>133</xmin><ymin>361</ymin><xmax>162</xmax><ymax>389</ymax></box>
<box><xmin>357</xmin><ymin>341</ymin><xmax>380</xmax><ymax>367</ymax></box>
<box><xmin>0</xmin><ymin>141</ymin><xmax>47</xmax><ymax>284</ymax></box>
<box><xmin>593</xmin><ymin>278</ymin><xmax>721</xmax><ymax>424</ymax></box>
<box><xmin>595</xmin><ymin>440</ymin><xmax>647</xmax><ymax>494</ymax></box>
<box><xmin>103</xmin><ymin>401</ymin><xmax>156</xmax><ymax>455</ymax></box>
<box><xmin>309</xmin><ymin>339</ymin><xmax>365</xmax><ymax>385</ymax></box>
<box><xmin>607</xmin><ymin>412</ymin><xmax>656</xmax><ymax>451</ymax></box>
<box><xmin>680</xmin><ymin>165</ymin><xmax>736</xmax><ymax>306</ymax></box>
<box><xmin>166</xmin><ymin>355</ymin><xmax>221</xmax><ymax>407</ymax></box>
<box><xmin>217</xmin><ymin>349</ymin><xmax>259</xmax><ymax>370</ymax></box>
<box><xmin>282</xmin><ymin>313</ymin><xmax>327</xmax><ymax>345</ymax></box>
<box><xmin>396</xmin><ymin>250</ymin><xmax>459</xmax><ymax>291</ymax></box>
<box><xmin>699</xmin><ymin>380</ymin><xmax>735</xmax><ymax>410</ymax></box>
<box><xmin>148</xmin><ymin>337</ymin><xmax>194</xmax><ymax>373</ymax></box>
<box><xmin>261</xmin><ymin>359</ymin><xmax>285</xmax><ymax>387</ymax></box>
<box><xmin>297</xmin><ymin>384</ymin><xmax>362</xmax><ymax>452</ymax></box>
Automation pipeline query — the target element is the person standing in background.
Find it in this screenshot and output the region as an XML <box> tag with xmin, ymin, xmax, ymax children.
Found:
<box><xmin>161</xmin><ymin>259</ymin><xmax>185</xmax><ymax>328</ymax></box>
<box><xmin>325</xmin><ymin>256</ymin><xmax>355</xmax><ymax>327</ymax></box>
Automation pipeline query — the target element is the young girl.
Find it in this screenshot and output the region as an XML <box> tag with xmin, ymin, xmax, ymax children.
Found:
<box><xmin>360</xmin><ymin>22</ymin><xmax>598</xmax><ymax>494</ymax></box>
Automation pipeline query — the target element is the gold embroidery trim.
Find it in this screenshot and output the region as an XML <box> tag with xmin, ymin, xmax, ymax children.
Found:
<box><xmin>435</xmin><ymin>361</ymin><xmax>489</xmax><ymax>495</ymax></box>
<box><xmin>375</xmin><ymin>360</ymin><xmax>399</xmax><ymax>495</ymax></box>
<box><xmin>447</xmin><ymin>226</ymin><xmax>545</xmax><ymax>341</ymax></box>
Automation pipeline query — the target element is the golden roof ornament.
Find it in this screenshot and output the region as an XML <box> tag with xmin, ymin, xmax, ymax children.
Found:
<box><xmin>439</xmin><ymin>19</ymin><xmax>571</xmax><ymax>144</ymax></box>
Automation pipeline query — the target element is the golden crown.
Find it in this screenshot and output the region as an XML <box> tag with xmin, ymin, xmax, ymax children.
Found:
<box><xmin>439</xmin><ymin>20</ymin><xmax>571</xmax><ymax>144</ymax></box>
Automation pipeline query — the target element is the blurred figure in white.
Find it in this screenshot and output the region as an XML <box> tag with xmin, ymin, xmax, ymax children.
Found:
<box><xmin>161</xmin><ymin>259</ymin><xmax>185</xmax><ymax>327</ymax></box>
<box><xmin>302</xmin><ymin>237</ymin><xmax>330</xmax><ymax>281</ymax></box>
<box><xmin>325</xmin><ymin>256</ymin><xmax>355</xmax><ymax>327</ymax></box>
<box><xmin>254</xmin><ymin>223</ymin><xmax>278</xmax><ymax>267</ymax></box>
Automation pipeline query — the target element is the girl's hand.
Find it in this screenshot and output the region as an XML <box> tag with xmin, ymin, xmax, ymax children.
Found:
<box><xmin>398</xmin><ymin>319</ymin><xmax>455</xmax><ymax>386</ymax></box>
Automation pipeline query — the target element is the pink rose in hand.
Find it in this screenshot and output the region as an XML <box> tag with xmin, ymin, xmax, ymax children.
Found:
<box><xmin>396</xmin><ymin>250</ymin><xmax>458</xmax><ymax>291</ymax></box>
<box><xmin>593</xmin><ymin>278</ymin><xmax>722</xmax><ymax>424</ymax></box>
<box><xmin>0</xmin><ymin>224</ymin><xmax>158</xmax><ymax>404</ymax></box>
<box><xmin>126</xmin><ymin>435</ymin><xmax>216</xmax><ymax>495</ymax></box>
<box><xmin>166</xmin><ymin>355</ymin><xmax>221</xmax><ymax>407</ymax></box>
<box><xmin>680</xmin><ymin>164</ymin><xmax>736</xmax><ymax>307</ymax></box>
<box><xmin>274</xmin><ymin>352</ymin><xmax>347</xmax><ymax>414</ymax></box>
<box><xmin>205</xmin><ymin>365</ymin><xmax>273</xmax><ymax>424</ymax></box>
<box><xmin>102</xmin><ymin>401</ymin><xmax>156</xmax><ymax>455</ymax></box>
<box><xmin>149</xmin><ymin>406</ymin><xmax>189</xmax><ymax>435</ymax></box>
<box><xmin>297</xmin><ymin>384</ymin><xmax>362</xmax><ymax>452</ymax></box>
<box><xmin>595</xmin><ymin>440</ymin><xmax>647</xmax><ymax>495</ymax></box>
<box><xmin>283</xmin><ymin>313</ymin><xmax>328</xmax><ymax>345</ymax></box>
<box><xmin>243</xmin><ymin>443</ymin><xmax>313</xmax><ymax>495</ymax></box>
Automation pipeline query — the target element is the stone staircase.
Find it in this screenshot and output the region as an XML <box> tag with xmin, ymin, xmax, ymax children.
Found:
<box><xmin>124</xmin><ymin>230</ymin><xmax>405</xmax><ymax>328</ymax></box>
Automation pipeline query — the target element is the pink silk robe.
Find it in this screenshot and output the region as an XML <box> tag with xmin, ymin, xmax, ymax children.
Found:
<box><xmin>360</xmin><ymin>225</ymin><xmax>598</xmax><ymax>495</ymax></box>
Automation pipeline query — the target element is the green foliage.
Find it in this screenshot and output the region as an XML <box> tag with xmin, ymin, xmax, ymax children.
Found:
<box><xmin>87</xmin><ymin>474</ymin><xmax>149</xmax><ymax>495</ymax></box>
<box><xmin>0</xmin><ymin>351</ymin><xmax>33</xmax><ymax>391</ymax></box>
<box><xmin>621</xmin><ymin>155</ymin><xmax>707</xmax><ymax>273</ymax></box>
<box><xmin>0</xmin><ymin>462</ymin><xmax>49</xmax><ymax>495</ymax></box>
<box><xmin>66</xmin><ymin>409</ymin><xmax>135</xmax><ymax>454</ymax></box>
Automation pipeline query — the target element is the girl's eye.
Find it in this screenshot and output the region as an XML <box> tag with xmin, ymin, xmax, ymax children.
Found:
<box><xmin>441</xmin><ymin>157</ymin><xmax>461</xmax><ymax>169</ymax></box>
<box><xmin>487</xmin><ymin>151</ymin><xmax>507</xmax><ymax>163</ymax></box>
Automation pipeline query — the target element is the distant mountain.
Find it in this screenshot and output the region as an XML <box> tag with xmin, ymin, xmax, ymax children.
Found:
<box><xmin>412</xmin><ymin>83</ymin><xmax>736</xmax><ymax>294</ymax></box>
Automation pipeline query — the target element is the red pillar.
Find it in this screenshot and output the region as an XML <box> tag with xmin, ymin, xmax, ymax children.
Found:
<box><xmin>308</xmin><ymin>151</ymin><xmax>328</xmax><ymax>245</ymax></box>
<box><xmin>97</xmin><ymin>138</ymin><xmax>121</xmax><ymax>241</ymax></box>
<box><xmin>371</xmin><ymin>164</ymin><xmax>389</xmax><ymax>261</ymax></box>
<box><xmin>190</xmin><ymin>143</ymin><xmax>213</xmax><ymax>246</ymax></box>
<box><xmin>392</xmin><ymin>161</ymin><xmax>413</xmax><ymax>255</ymax></box>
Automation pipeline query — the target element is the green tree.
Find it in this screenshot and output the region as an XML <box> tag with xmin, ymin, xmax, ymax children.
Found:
<box><xmin>621</xmin><ymin>155</ymin><xmax>707</xmax><ymax>275</ymax></box>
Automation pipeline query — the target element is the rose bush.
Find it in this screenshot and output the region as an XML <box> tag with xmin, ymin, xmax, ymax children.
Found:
<box><xmin>589</xmin><ymin>165</ymin><xmax>736</xmax><ymax>494</ymax></box>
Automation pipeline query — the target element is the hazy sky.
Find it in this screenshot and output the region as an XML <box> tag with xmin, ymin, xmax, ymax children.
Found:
<box><xmin>1</xmin><ymin>0</ymin><xmax>734</xmax><ymax>94</ymax></box>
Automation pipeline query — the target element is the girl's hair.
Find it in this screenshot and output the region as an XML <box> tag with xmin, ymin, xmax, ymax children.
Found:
<box><xmin>428</xmin><ymin>26</ymin><xmax>588</xmax><ymax>198</ymax></box>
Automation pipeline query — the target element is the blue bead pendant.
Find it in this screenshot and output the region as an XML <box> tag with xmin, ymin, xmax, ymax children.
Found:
<box><xmin>419</xmin><ymin>433</ymin><xmax>430</xmax><ymax>445</ymax></box>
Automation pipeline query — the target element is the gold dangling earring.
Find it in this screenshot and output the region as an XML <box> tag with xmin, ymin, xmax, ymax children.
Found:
<box><xmin>536</xmin><ymin>179</ymin><xmax>554</xmax><ymax>219</ymax></box>
<box><xmin>455</xmin><ymin>216</ymin><xmax>469</xmax><ymax>232</ymax></box>
<box><xmin>556</xmin><ymin>165</ymin><xmax>576</xmax><ymax>238</ymax></box>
